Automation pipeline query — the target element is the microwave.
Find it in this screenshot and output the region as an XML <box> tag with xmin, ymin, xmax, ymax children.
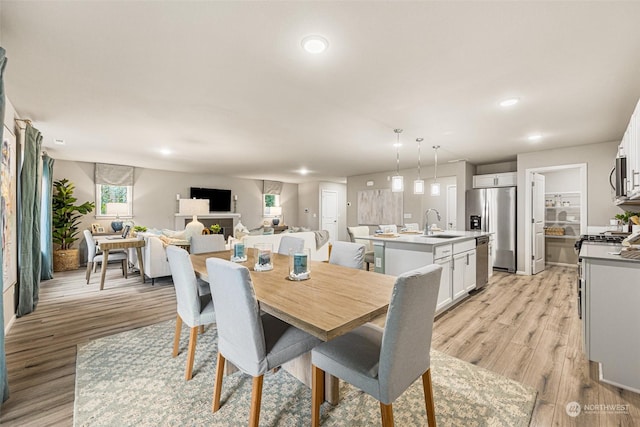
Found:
<box><xmin>615</xmin><ymin>156</ymin><xmax>627</xmax><ymax>198</ymax></box>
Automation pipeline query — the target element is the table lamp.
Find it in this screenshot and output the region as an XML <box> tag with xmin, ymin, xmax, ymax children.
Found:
<box><xmin>270</xmin><ymin>206</ymin><xmax>282</xmax><ymax>226</ymax></box>
<box><xmin>179</xmin><ymin>198</ymin><xmax>209</xmax><ymax>240</ymax></box>
<box><xmin>106</xmin><ymin>202</ymin><xmax>128</xmax><ymax>232</ymax></box>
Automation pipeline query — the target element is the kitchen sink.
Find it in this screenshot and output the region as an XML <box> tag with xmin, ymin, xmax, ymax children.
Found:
<box><xmin>421</xmin><ymin>234</ymin><xmax>459</xmax><ymax>239</ymax></box>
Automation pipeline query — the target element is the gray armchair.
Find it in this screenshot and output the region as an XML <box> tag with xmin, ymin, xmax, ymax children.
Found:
<box><xmin>166</xmin><ymin>245</ymin><xmax>216</xmax><ymax>381</ymax></box>
<box><xmin>205</xmin><ymin>257</ymin><xmax>321</xmax><ymax>427</ymax></box>
<box><xmin>311</xmin><ymin>264</ymin><xmax>442</xmax><ymax>427</ymax></box>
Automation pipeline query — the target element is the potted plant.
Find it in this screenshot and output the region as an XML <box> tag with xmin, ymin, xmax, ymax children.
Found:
<box><xmin>209</xmin><ymin>224</ymin><xmax>222</xmax><ymax>234</ymax></box>
<box><xmin>52</xmin><ymin>178</ymin><xmax>95</xmax><ymax>271</ymax></box>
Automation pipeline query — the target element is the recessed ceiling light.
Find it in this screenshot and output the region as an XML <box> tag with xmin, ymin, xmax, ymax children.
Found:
<box><xmin>527</xmin><ymin>134</ymin><xmax>542</xmax><ymax>142</ymax></box>
<box><xmin>54</xmin><ymin>138</ymin><xmax>65</xmax><ymax>145</ymax></box>
<box><xmin>393</xmin><ymin>143</ymin><xmax>402</xmax><ymax>148</ymax></box>
<box><xmin>160</xmin><ymin>148</ymin><xmax>172</xmax><ymax>156</ymax></box>
<box><xmin>500</xmin><ymin>98</ymin><xmax>520</xmax><ymax>107</ymax></box>
<box><xmin>298</xmin><ymin>168</ymin><xmax>309</xmax><ymax>175</ymax></box>
<box><xmin>301</xmin><ymin>35</ymin><xmax>328</xmax><ymax>54</ymax></box>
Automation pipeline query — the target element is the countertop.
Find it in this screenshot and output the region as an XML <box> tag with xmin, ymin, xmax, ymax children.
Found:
<box><xmin>579</xmin><ymin>242</ymin><xmax>640</xmax><ymax>264</ymax></box>
<box><xmin>357</xmin><ymin>230</ymin><xmax>492</xmax><ymax>247</ymax></box>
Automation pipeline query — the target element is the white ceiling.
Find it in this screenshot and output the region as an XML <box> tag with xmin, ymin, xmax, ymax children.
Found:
<box><xmin>2</xmin><ymin>1</ymin><xmax>640</xmax><ymax>183</ymax></box>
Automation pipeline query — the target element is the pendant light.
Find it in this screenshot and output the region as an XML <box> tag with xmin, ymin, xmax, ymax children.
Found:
<box><xmin>391</xmin><ymin>129</ymin><xmax>404</xmax><ymax>192</ymax></box>
<box><xmin>413</xmin><ymin>138</ymin><xmax>425</xmax><ymax>194</ymax></box>
<box><xmin>431</xmin><ymin>145</ymin><xmax>441</xmax><ymax>196</ymax></box>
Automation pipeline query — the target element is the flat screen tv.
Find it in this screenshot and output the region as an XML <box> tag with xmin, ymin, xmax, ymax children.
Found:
<box><xmin>190</xmin><ymin>187</ymin><xmax>231</xmax><ymax>212</ymax></box>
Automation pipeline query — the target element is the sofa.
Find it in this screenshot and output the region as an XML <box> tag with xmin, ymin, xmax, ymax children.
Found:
<box><xmin>241</xmin><ymin>231</ymin><xmax>329</xmax><ymax>261</ymax></box>
<box><xmin>129</xmin><ymin>232</ymin><xmax>190</xmax><ymax>284</ymax></box>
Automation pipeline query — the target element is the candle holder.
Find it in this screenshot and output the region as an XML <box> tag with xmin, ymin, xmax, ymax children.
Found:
<box><xmin>231</xmin><ymin>242</ymin><xmax>247</xmax><ymax>263</ymax></box>
<box><xmin>254</xmin><ymin>243</ymin><xmax>273</xmax><ymax>272</ymax></box>
<box><xmin>289</xmin><ymin>248</ymin><xmax>311</xmax><ymax>281</ymax></box>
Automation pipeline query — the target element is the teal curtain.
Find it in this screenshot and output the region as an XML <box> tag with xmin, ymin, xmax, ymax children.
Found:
<box><xmin>0</xmin><ymin>45</ymin><xmax>10</xmax><ymax>405</ymax></box>
<box><xmin>17</xmin><ymin>124</ymin><xmax>43</xmax><ymax>317</ymax></box>
<box><xmin>40</xmin><ymin>155</ymin><xmax>54</xmax><ymax>280</ymax></box>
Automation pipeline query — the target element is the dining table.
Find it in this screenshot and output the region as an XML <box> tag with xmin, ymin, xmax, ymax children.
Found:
<box><xmin>95</xmin><ymin>237</ymin><xmax>146</xmax><ymax>291</ymax></box>
<box><xmin>190</xmin><ymin>249</ymin><xmax>396</xmax><ymax>403</ymax></box>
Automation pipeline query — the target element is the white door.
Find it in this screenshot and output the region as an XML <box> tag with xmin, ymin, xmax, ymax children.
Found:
<box><xmin>321</xmin><ymin>190</ymin><xmax>338</xmax><ymax>242</ymax></box>
<box><xmin>446</xmin><ymin>185</ymin><xmax>457</xmax><ymax>230</ymax></box>
<box><xmin>532</xmin><ymin>173</ymin><xmax>546</xmax><ymax>274</ymax></box>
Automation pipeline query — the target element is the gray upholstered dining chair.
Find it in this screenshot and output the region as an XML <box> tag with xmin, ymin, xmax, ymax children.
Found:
<box><xmin>329</xmin><ymin>241</ymin><xmax>365</xmax><ymax>269</ymax></box>
<box><xmin>277</xmin><ymin>235</ymin><xmax>305</xmax><ymax>255</ymax></box>
<box><xmin>347</xmin><ymin>226</ymin><xmax>374</xmax><ymax>270</ymax></box>
<box><xmin>83</xmin><ymin>230</ymin><xmax>128</xmax><ymax>284</ymax></box>
<box><xmin>206</xmin><ymin>257</ymin><xmax>321</xmax><ymax>427</ymax></box>
<box><xmin>311</xmin><ymin>264</ymin><xmax>443</xmax><ymax>427</ymax></box>
<box><xmin>166</xmin><ymin>245</ymin><xmax>216</xmax><ymax>381</ymax></box>
<box><xmin>190</xmin><ymin>234</ymin><xmax>226</xmax><ymax>255</ymax></box>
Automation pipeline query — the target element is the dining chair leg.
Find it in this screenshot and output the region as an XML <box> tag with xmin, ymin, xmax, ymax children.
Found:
<box><xmin>172</xmin><ymin>315</ymin><xmax>182</xmax><ymax>358</ymax></box>
<box><xmin>312</xmin><ymin>365</ymin><xmax>325</xmax><ymax>427</ymax></box>
<box><xmin>212</xmin><ymin>352</ymin><xmax>226</xmax><ymax>412</ymax></box>
<box><xmin>249</xmin><ymin>375</ymin><xmax>264</xmax><ymax>427</ymax></box>
<box><xmin>185</xmin><ymin>326</ymin><xmax>198</xmax><ymax>380</ymax></box>
<box><xmin>93</xmin><ymin>262</ymin><xmax>98</xmax><ymax>273</ymax></box>
<box><xmin>85</xmin><ymin>262</ymin><xmax>92</xmax><ymax>284</ymax></box>
<box><xmin>422</xmin><ymin>368</ymin><xmax>437</xmax><ymax>426</ymax></box>
<box><xmin>121</xmin><ymin>260</ymin><xmax>128</xmax><ymax>278</ymax></box>
<box><xmin>380</xmin><ymin>402</ymin><xmax>394</xmax><ymax>427</ymax></box>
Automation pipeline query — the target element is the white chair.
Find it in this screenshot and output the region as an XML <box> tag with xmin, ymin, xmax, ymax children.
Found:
<box><xmin>190</xmin><ymin>234</ymin><xmax>226</xmax><ymax>255</ymax></box>
<box><xmin>311</xmin><ymin>264</ymin><xmax>443</xmax><ymax>427</ymax></box>
<box><xmin>378</xmin><ymin>224</ymin><xmax>398</xmax><ymax>234</ymax></box>
<box><xmin>329</xmin><ymin>241</ymin><xmax>365</xmax><ymax>270</ymax></box>
<box><xmin>277</xmin><ymin>235</ymin><xmax>305</xmax><ymax>255</ymax></box>
<box><xmin>347</xmin><ymin>226</ymin><xmax>374</xmax><ymax>270</ymax></box>
<box><xmin>206</xmin><ymin>257</ymin><xmax>321</xmax><ymax>427</ymax></box>
<box><xmin>404</xmin><ymin>223</ymin><xmax>420</xmax><ymax>232</ymax></box>
<box><xmin>166</xmin><ymin>245</ymin><xmax>216</xmax><ymax>381</ymax></box>
<box><xmin>83</xmin><ymin>230</ymin><xmax>128</xmax><ymax>284</ymax></box>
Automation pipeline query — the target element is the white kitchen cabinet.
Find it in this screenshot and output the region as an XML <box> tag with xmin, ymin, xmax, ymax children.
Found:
<box><xmin>473</xmin><ymin>172</ymin><xmax>516</xmax><ymax>188</ymax></box>
<box><xmin>620</xmin><ymin>98</ymin><xmax>640</xmax><ymax>200</ymax></box>
<box><xmin>435</xmin><ymin>256</ymin><xmax>453</xmax><ymax>311</ymax></box>
<box><xmin>452</xmin><ymin>252</ymin><xmax>466</xmax><ymax>300</ymax></box>
<box><xmin>464</xmin><ymin>249</ymin><xmax>477</xmax><ymax>292</ymax></box>
<box><xmin>583</xmin><ymin>254</ymin><xmax>640</xmax><ymax>392</ymax></box>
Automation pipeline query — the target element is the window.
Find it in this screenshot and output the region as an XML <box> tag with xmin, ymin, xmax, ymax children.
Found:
<box><xmin>263</xmin><ymin>194</ymin><xmax>281</xmax><ymax>216</ymax></box>
<box><xmin>96</xmin><ymin>184</ymin><xmax>132</xmax><ymax>218</ymax></box>
<box><xmin>94</xmin><ymin>163</ymin><xmax>135</xmax><ymax>218</ymax></box>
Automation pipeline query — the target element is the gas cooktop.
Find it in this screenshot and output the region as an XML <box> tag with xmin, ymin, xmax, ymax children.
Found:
<box><xmin>575</xmin><ymin>234</ymin><xmax>626</xmax><ymax>252</ymax></box>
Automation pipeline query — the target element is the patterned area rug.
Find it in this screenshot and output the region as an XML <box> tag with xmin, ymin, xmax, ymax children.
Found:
<box><xmin>74</xmin><ymin>321</ymin><xmax>536</xmax><ymax>426</ymax></box>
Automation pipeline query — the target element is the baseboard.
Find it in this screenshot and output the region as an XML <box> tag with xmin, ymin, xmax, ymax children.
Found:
<box><xmin>545</xmin><ymin>262</ymin><xmax>578</xmax><ymax>268</ymax></box>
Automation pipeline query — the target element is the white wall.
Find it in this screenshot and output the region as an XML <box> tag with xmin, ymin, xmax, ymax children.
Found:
<box><xmin>52</xmin><ymin>159</ymin><xmax>300</xmax><ymax>237</ymax></box>
<box><xmin>297</xmin><ymin>181</ymin><xmax>348</xmax><ymax>241</ymax></box>
<box><xmin>516</xmin><ymin>140</ymin><xmax>620</xmax><ymax>272</ymax></box>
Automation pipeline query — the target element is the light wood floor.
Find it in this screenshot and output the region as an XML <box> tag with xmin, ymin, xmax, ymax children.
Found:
<box><xmin>1</xmin><ymin>265</ymin><xmax>639</xmax><ymax>426</ymax></box>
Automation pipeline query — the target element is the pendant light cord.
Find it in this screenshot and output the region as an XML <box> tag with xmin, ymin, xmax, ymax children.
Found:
<box><xmin>433</xmin><ymin>145</ymin><xmax>440</xmax><ymax>181</ymax></box>
<box><xmin>417</xmin><ymin>138</ymin><xmax>423</xmax><ymax>179</ymax></box>
<box><xmin>394</xmin><ymin>129</ymin><xmax>403</xmax><ymax>175</ymax></box>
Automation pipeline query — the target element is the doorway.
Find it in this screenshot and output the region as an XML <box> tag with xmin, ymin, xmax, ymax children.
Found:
<box><xmin>321</xmin><ymin>190</ymin><xmax>338</xmax><ymax>242</ymax></box>
<box><xmin>524</xmin><ymin>164</ymin><xmax>587</xmax><ymax>275</ymax></box>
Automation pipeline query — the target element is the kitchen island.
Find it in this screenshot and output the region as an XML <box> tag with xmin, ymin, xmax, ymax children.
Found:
<box><xmin>579</xmin><ymin>242</ymin><xmax>640</xmax><ymax>393</ymax></box>
<box><xmin>359</xmin><ymin>230</ymin><xmax>491</xmax><ymax>313</ymax></box>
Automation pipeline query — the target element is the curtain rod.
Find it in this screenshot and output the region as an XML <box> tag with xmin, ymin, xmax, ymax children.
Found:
<box><xmin>15</xmin><ymin>118</ymin><xmax>32</xmax><ymax>125</ymax></box>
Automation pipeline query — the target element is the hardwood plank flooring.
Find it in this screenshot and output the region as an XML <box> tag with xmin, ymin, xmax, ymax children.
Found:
<box><xmin>1</xmin><ymin>265</ymin><xmax>639</xmax><ymax>426</ymax></box>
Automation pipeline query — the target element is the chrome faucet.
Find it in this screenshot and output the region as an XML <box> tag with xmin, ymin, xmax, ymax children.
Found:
<box><xmin>424</xmin><ymin>209</ymin><xmax>441</xmax><ymax>235</ymax></box>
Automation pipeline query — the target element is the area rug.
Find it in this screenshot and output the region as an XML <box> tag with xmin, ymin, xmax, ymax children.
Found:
<box><xmin>74</xmin><ymin>321</ymin><xmax>536</xmax><ymax>426</ymax></box>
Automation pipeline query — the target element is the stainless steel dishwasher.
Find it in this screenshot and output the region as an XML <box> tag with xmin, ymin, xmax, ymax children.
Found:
<box><xmin>475</xmin><ymin>235</ymin><xmax>490</xmax><ymax>289</ymax></box>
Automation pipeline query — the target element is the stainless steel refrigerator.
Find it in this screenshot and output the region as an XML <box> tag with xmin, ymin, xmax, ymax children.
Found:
<box><xmin>466</xmin><ymin>187</ymin><xmax>516</xmax><ymax>273</ymax></box>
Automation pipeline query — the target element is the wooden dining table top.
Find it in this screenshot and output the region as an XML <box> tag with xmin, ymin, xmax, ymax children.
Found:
<box><xmin>190</xmin><ymin>250</ymin><xmax>396</xmax><ymax>341</ymax></box>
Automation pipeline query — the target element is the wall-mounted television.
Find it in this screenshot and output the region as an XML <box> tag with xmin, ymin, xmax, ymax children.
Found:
<box><xmin>190</xmin><ymin>187</ymin><xmax>232</xmax><ymax>212</ymax></box>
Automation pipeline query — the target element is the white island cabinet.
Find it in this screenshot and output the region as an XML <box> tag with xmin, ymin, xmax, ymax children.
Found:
<box><xmin>580</xmin><ymin>243</ymin><xmax>640</xmax><ymax>393</ymax></box>
<box><xmin>363</xmin><ymin>231</ymin><xmax>485</xmax><ymax>314</ymax></box>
